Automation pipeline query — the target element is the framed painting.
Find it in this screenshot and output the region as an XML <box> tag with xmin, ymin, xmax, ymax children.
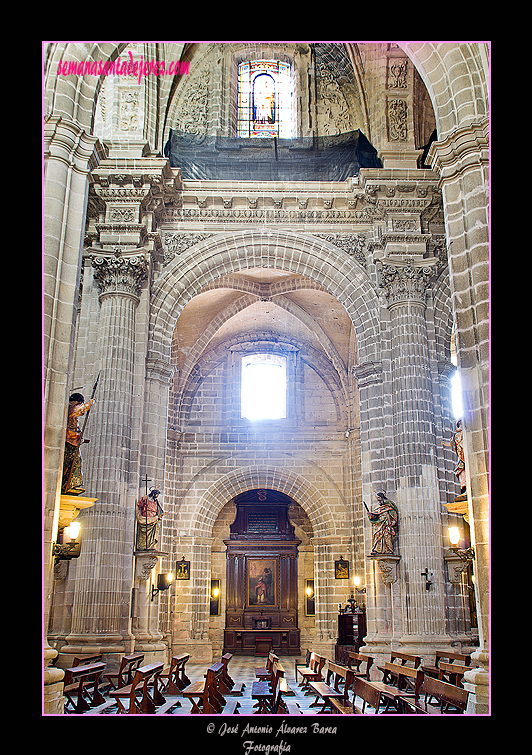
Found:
<box><xmin>335</xmin><ymin>557</ymin><xmax>349</xmax><ymax>579</ymax></box>
<box><xmin>247</xmin><ymin>558</ymin><xmax>277</xmax><ymax>607</ymax></box>
<box><xmin>175</xmin><ymin>557</ymin><xmax>190</xmax><ymax>580</ymax></box>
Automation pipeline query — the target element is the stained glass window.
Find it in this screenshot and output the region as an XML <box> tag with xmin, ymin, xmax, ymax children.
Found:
<box><xmin>238</xmin><ymin>60</ymin><xmax>292</xmax><ymax>138</ymax></box>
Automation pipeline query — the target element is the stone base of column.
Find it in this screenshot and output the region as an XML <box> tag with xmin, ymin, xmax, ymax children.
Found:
<box><xmin>463</xmin><ymin>649</ymin><xmax>489</xmax><ymax>714</ymax></box>
<box><xmin>44</xmin><ymin>645</ymin><xmax>65</xmax><ymax>714</ymax></box>
<box><xmin>171</xmin><ymin>638</ymin><xmax>213</xmax><ymax>664</ymax></box>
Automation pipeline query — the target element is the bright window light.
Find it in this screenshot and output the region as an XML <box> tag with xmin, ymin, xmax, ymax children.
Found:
<box><xmin>241</xmin><ymin>354</ymin><xmax>287</xmax><ymax>420</ymax></box>
<box><xmin>451</xmin><ymin>369</ymin><xmax>463</xmax><ymax>419</ymax></box>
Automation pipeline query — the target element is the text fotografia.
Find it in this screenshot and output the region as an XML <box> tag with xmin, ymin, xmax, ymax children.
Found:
<box><xmin>207</xmin><ymin>720</ymin><xmax>338</xmax><ymax>751</ymax></box>
<box><xmin>57</xmin><ymin>51</ymin><xmax>190</xmax><ymax>84</ymax></box>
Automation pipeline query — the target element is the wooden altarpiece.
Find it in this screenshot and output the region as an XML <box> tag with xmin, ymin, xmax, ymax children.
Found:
<box><xmin>223</xmin><ymin>489</ymin><xmax>301</xmax><ymax>655</ymax></box>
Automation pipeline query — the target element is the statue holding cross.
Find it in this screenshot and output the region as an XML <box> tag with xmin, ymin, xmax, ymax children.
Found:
<box><xmin>135</xmin><ymin>476</ymin><xmax>164</xmax><ymax>551</ymax></box>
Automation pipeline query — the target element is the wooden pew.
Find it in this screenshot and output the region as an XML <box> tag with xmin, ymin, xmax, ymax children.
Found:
<box><xmin>222</xmin><ymin>698</ymin><xmax>241</xmax><ymax>714</ymax></box>
<box><xmin>255</xmin><ymin>651</ymin><xmax>279</xmax><ymax>681</ymax></box>
<box><xmin>109</xmin><ymin>662</ymin><xmax>165</xmax><ymax>714</ymax></box>
<box><xmin>390</xmin><ymin>651</ymin><xmax>422</xmax><ymax>668</ymax></box>
<box><xmin>252</xmin><ymin>662</ymin><xmax>285</xmax><ymax>714</ymax></box>
<box><xmin>397</xmin><ymin>676</ymin><xmax>469</xmax><ymax>714</ymax></box>
<box><xmin>160</xmin><ymin>653</ymin><xmax>190</xmax><ymax>695</ymax></box>
<box><xmin>420</xmin><ymin>676</ymin><xmax>469</xmax><ymax>713</ymax></box>
<box><xmin>437</xmin><ymin>661</ymin><xmax>470</xmax><ymax>688</ymax></box>
<box><xmin>294</xmin><ymin>649</ymin><xmax>311</xmax><ymax>684</ymax></box>
<box><xmin>104</xmin><ymin>653</ymin><xmax>145</xmax><ymax>691</ymax></box>
<box><xmin>422</xmin><ymin>650</ymin><xmax>470</xmax><ymax>679</ymax></box>
<box><xmin>63</xmin><ymin>662</ymin><xmax>107</xmax><ymax>713</ymax></box>
<box><xmin>346</xmin><ymin>652</ymin><xmax>373</xmax><ymax>680</ymax></box>
<box><xmin>71</xmin><ymin>653</ymin><xmax>103</xmax><ymax>667</ymax></box>
<box><xmin>309</xmin><ymin>661</ymin><xmax>354</xmax><ymax>713</ymax></box>
<box><xmin>348</xmin><ymin>676</ymin><xmax>382</xmax><ymax>714</ymax></box>
<box><xmin>183</xmin><ymin>662</ymin><xmax>226</xmax><ymax>714</ymax></box>
<box><xmin>364</xmin><ymin>661</ymin><xmax>424</xmax><ymax>713</ymax></box>
<box><xmin>296</xmin><ymin>652</ymin><xmax>326</xmax><ymax>692</ymax></box>
<box><xmin>221</xmin><ymin>653</ymin><xmax>245</xmax><ymax>695</ymax></box>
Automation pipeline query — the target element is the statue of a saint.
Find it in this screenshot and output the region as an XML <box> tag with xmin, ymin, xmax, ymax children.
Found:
<box><xmin>62</xmin><ymin>393</ymin><xmax>95</xmax><ymax>495</ymax></box>
<box><xmin>442</xmin><ymin>419</ymin><xmax>466</xmax><ymax>493</ymax></box>
<box><xmin>366</xmin><ymin>491</ymin><xmax>399</xmax><ymax>555</ymax></box>
<box><xmin>135</xmin><ymin>488</ymin><xmax>164</xmax><ymax>550</ymax></box>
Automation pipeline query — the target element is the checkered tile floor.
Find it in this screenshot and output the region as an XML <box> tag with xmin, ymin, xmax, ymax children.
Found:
<box><xmin>82</xmin><ymin>654</ymin><xmax>378</xmax><ymax>716</ymax></box>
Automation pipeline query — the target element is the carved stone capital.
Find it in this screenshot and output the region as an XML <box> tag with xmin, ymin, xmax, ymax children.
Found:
<box><xmin>91</xmin><ymin>252</ymin><xmax>149</xmax><ymax>300</ymax></box>
<box><xmin>378</xmin><ymin>257</ymin><xmax>437</xmax><ymax>308</ymax></box>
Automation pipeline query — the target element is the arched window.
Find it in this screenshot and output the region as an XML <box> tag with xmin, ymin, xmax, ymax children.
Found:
<box><xmin>241</xmin><ymin>353</ymin><xmax>287</xmax><ymax>420</ymax></box>
<box><xmin>238</xmin><ymin>60</ymin><xmax>293</xmax><ymax>138</ymax></box>
<box><xmin>450</xmin><ymin>329</ymin><xmax>463</xmax><ymax>419</ymax></box>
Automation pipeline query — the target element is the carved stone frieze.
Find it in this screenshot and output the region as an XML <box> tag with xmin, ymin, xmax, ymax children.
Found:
<box><xmin>313</xmin><ymin>233</ymin><xmax>368</xmax><ymax>267</ymax></box>
<box><xmin>91</xmin><ymin>253</ymin><xmax>149</xmax><ymax>299</ymax></box>
<box><xmin>161</xmin><ymin>232</ymin><xmax>215</xmax><ymax>265</ymax></box>
<box><xmin>387</xmin><ymin>99</ymin><xmax>408</xmax><ymax>141</ymax></box>
<box><xmin>388</xmin><ymin>59</ymin><xmax>408</xmax><ymax>89</ymax></box>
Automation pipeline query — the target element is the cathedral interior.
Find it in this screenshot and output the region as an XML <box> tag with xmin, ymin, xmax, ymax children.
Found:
<box><xmin>43</xmin><ymin>42</ymin><xmax>490</xmax><ymax>717</ymax></box>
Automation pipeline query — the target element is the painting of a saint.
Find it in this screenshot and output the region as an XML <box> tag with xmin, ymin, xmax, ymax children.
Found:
<box><xmin>248</xmin><ymin>559</ymin><xmax>276</xmax><ymax>606</ymax></box>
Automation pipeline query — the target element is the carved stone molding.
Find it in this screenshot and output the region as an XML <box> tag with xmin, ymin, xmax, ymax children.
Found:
<box><xmin>91</xmin><ymin>253</ymin><xmax>149</xmax><ymax>300</ymax></box>
<box><xmin>378</xmin><ymin>257</ymin><xmax>437</xmax><ymax>308</ymax></box>
<box><xmin>313</xmin><ymin>233</ymin><xmax>367</xmax><ymax>267</ymax></box>
<box><xmin>352</xmin><ymin>360</ymin><xmax>383</xmax><ymax>388</ymax></box>
<box><xmin>161</xmin><ymin>231</ymin><xmax>215</xmax><ymax>266</ymax></box>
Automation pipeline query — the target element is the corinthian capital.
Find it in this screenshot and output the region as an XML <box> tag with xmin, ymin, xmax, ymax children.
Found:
<box><xmin>378</xmin><ymin>257</ymin><xmax>437</xmax><ymax>308</ymax></box>
<box><xmin>91</xmin><ymin>252</ymin><xmax>149</xmax><ymax>300</ymax></box>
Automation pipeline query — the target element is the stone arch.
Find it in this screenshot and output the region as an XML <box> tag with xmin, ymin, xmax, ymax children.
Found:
<box><xmin>182</xmin><ymin>463</ymin><xmax>343</xmax><ymax>541</ymax></box>
<box><xmin>397</xmin><ymin>42</ymin><xmax>489</xmax><ymax>139</ymax></box>
<box><xmin>150</xmin><ymin>229</ymin><xmax>380</xmax><ymax>367</ymax></box>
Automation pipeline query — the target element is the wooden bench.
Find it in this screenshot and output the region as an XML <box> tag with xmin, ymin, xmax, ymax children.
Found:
<box><xmin>63</xmin><ymin>662</ymin><xmax>107</xmax><ymax>713</ymax></box>
<box><xmin>108</xmin><ymin>662</ymin><xmax>165</xmax><ymax>714</ymax></box>
<box><xmin>183</xmin><ymin>662</ymin><xmax>226</xmax><ymax>714</ymax></box>
<box><xmin>104</xmin><ymin>653</ymin><xmax>145</xmax><ymax>691</ymax></box>
<box><xmin>219</xmin><ymin>653</ymin><xmax>246</xmax><ymax>695</ymax></box>
<box><xmin>422</xmin><ymin>650</ymin><xmax>470</xmax><ymax>679</ymax></box>
<box><xmin>346</xmin><ymin>652</ymin><xmax>373</xmax><ymax>680</ymax></box>
<box><xmin>160</xmin><ymin>653</ymin><xmax>190</xmax><ymax>695</ymax></box>
<box><xmin>364</xmin><ymin>662</ymin><xmax>425</xmax><ymax>713</ymax></box>
<box><xmin>252</xmin><ymin>661</ymin><xmax>286</xmax><ymax>714</ymax></box>
<box><xmin>347</xmin><ymin>676</ymin><xmax>383</xmax><ymax>714</ymax></box>
<box><xmin>255</xmin><ymin>651</ymin><xmax>279</xmax><ymax>681</ymax></box>
<box><xmin>294</xmin><ymin>649</ymin><xmax>311</xmax><ymax>684</ymax></box>
<box><xmin>222</xmin><ymin>698</ymin><xmax>241</xmax><ymax>714</ymax></box>
<box><xmin>390</xmin><ymin>651</ymin><xmax>422</xmax><ymax>668</ymax></box>
<box><xmin>309</xmin><ymin>661</ymin><xmax>354</xmax><ymax>713</ymax></box>
<box><xmin>437</xmin><ymin>661</ymin><xmax>470</xmax><ymax>687</ymax></box>
<box><xmin>397</xmin><ymin>676</ymin><xmax>469</xmax><ymax>714</ymax></box>
<box><xmin>296</xmin><ymin>652</ymin><xmax>326</xmax><ymax>692</ymax></box>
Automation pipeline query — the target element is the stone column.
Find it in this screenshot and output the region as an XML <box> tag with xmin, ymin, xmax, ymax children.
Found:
<box><xmin>43</xmin><ymin>115</ymin><xmax>105</xmax><ymax>713</ymax></box>
<box><xmin>61</xmin><ymin>252</ymin><xmax>149</xmax><ymax>661</ymax></box>
<box><xmin>374</xmin><ymin>256</ymin><xmax>452</xmax><ymax>659</ymax></box>
<box><xmin>427</xmin><ymin>120</ymin><xmax>490</xmax><ymax>713</ymax></box>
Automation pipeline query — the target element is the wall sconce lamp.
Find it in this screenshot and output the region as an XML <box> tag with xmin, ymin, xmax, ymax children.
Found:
<box><xmin>53</xmin><ymin>521</ymin><xmax>82</xmax><ymax>561</ymax></box>
<box><xmin>353</xmin><ymin>575</ymin><xmax>366</xmax><ymax>594</ymax></box>
<box><xmin>448</xmin><ymin>526</ymin><xmax>475</xmax><ymax>565</ymax></box>
<box><xmin>151</xmin><ymin>572</ymin><xmax>173</xmax><ymax>601</ymax></box>
<box><xmin>210</xmin><ymin>579</ymin><xmax>221</xmax><ymax>616</ymax></box>
<box><xmin>305</xmin><ymin>579</ymin><xmax>315</xmax><ymax>617</ymax></box>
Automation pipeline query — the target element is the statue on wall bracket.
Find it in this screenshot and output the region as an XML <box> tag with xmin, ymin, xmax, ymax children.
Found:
<box><xmin>365</xmin><ymin>491</ymin><xmax>399</xmax><ymax>556</ymax></box>
<box><xmin>61</xmin><ymin>390</ymin><xmax>96</xmax><ymax>496</ymax></box>
<box><xmin>442</xmin><ymin>419</ymin><xmax>466</xmax><ymax>495</ymax></box>
<box><xmin>136</xmin><ymin>488</ymin><xmax>164</xmax><ymax>551</ymax></box>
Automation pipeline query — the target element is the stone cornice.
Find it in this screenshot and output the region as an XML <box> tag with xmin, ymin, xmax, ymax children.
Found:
<box><xmin>426</xmin><ymin>119</ymin><xmax>489</xmax><ymax>184</ymax></box>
